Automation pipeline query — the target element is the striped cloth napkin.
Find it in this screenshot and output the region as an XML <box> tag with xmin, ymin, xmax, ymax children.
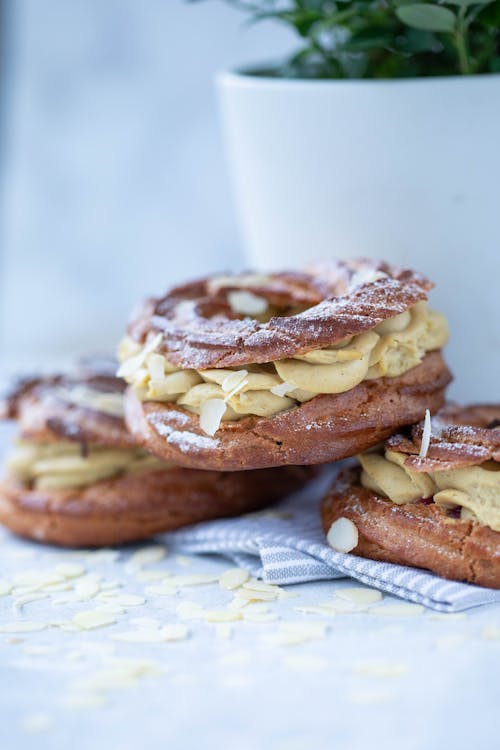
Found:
<box><xmin>167</xmin><ymin>469</ymin><xmax>500</xmax><ymax>612</ymax></box>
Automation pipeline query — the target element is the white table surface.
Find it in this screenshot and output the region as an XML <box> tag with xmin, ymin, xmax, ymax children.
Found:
<box><xmin>0</xmin><ymin>423</ymin><xmax>498</xmax><ymax>750</ymax></box>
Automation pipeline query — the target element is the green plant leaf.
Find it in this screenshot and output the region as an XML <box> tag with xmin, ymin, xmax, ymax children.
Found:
<box><xmin>396</xmin><ymin>4</ymin><xmax>457</xmax><ymax>32</ymax></box>
<box><xmin>444</xmin><ymin>0</ymin><xmax>493</xmax><ymax>6</ymax></box>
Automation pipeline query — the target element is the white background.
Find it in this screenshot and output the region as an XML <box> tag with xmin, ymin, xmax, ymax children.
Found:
<box><xmin>1</xmin><ymin>0</ymin><xmax>294</xmax><ymax>369</ymax></box>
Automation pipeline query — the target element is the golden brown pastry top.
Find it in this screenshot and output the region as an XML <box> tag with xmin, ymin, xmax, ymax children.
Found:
<box><xmin>126</xmin><ymin>258</ymin><xmax>433</xmax><ymax>370</ymax></box>
<box><xmin>387</xmin><ymin>404</ymin><xmax>500</xmax><ymax>472</ymax></box>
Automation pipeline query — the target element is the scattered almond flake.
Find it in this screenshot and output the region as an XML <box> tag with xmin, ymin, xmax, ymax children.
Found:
<box><xmin>64</xmin><ymin>693</ymin><xmax>108</xmax><ymax>710</ymax></box>
<box><xmin>130</xmin><ymin>617</ymin><xmax>161</xmax><ymax>630</ymax></box>
<box><xmin>228</xmin><ymin>597</ymin><xmax>250</xmax><ymax>610</ymax></box>
<box><xmin>428</xmin><ymin>613</ymin><xmax>467</xmax><ymax>621</ymax></box>
<box><xmin>295</xmin><ymin>605</ymin><xmax>336</xmax><ymax>617</ymax></box>
<box><xmin>57</xmin><ymin>623</ymin><xmax>83</xmax><ymax>632</ymax></box>
<box><xmin>243</xmin><ymin>611</ymin><xmax>279</xmax><ymax>623</ymax></box>
<box><xmin>99</xmin><ymin>580</ymin><xmax>121</xmax><ymax>590</ymax></box>
<box><xmin>354</xmin><ymin>659</ymin><xmax>409</xmax><ymax>678</ymax></box>
<box><xmin>227</xmin><ymin>290</ymin><xmax>268</xmax><ymax>316</ymax></box>
<box><xmin>336</xmin><ymin>587</ymin><xmax>383</xmax><ymax>606</ymax></box>
<box><xmin>23</xmin><ymin>645</ymin><xmax>57</xmax><ymax>656</ymax></box>
<box><xmin>199</xmin><ymin>398</ymin><xmax>226</xmax><ymax>436</ymax></box>
<box><xmin>42</xmin><ymin>582</ymin><xmax>73</xmax><ymax>593</ymax></box>
<box><xmin>162</xmin><ymin>624</ymin><xmax>189</xmax><ymax>641</ymax></box>
<box><xmin>127</xmin><ymin>545</ymin><xmax>167</xmax><ymax>570</ymax></box>
<box><xmin>282</xmin><ymin>654</ymin><xmax>328</xmax><ymax>672</ymax></box>
<box><xmin>175</xmin><ymin>555</ymin><xmax>193</xmax><ymax>567</ymax></box>
<box><xmin>277</xmin><ymin>590</ymin><xmax>299</xmax><ymax>600</ymax></box>
<box><xmin>481</xmin><ymin>625</ymin><xmax>500</xmax><ymax>640</ymax></box>
<box><xmin>219</xmin><ymin>650</ymin><xmax>252</xmax><ymax>667</ymax></box>
<box><xmin>242</xmin><ymin>580</ymin><xmax>282</xmax><ymax>594</ymax></box>
<box><xmin>54</xmin><ymin>563</ymin><xmax>86</xmax><ymax>579</ymax></box>
<box><xmin>13</xmin><ymin>593</ymin><xmax>49</xmax><ymax>610</ymax></box>
<box><xmin>71</xmin><ymin>669</ymin><xmax>138</xmax><ymax>693</ymax></box>
<box><xmin>0</xmin><ymin>621</ymin><xmax>47</xmax><ymax>633</ymax></box>
<box><xmin>112</xmin><ymin>594</ymin><xmax>145</xmax><ymax>607</ymax></box>
<box><xmin>219</xmin><ymin>568</ymin><xmax>250</xmax><ymax>591</ymax></box>
<box><xmin>144</xmin><ymin>584</ymin><xmax>177</xmax><ymax>597</ymax></box>
<box><xmin>74</xmin><ymin>576</ymin><xmax>102</xmax><ymax>600</ymax></box>
<box><xmin>13</xmin><ymin>570</ymin><xmax>65</xmax><ymax>589</ymax></box>
<box><xmin>4</xmin><ymin>637</ymin><xmax>24</xmax><ymax>644</ymax></box>
<box><xmin>326</xmin><ymin>517</ymin><xmax>358</xmax><ymax>553</ymax></box>
<box><xmin>420</xmin><ymin>409</ymin><xmax>432</xmax><ymax>458</ymax></box>
<box><xmin>72</xmin><ymin>610</ymin><xmax>116</xmax><ymax>630</ymax></box>
<box><xmin>240</xmin><ymin>602</ymin><xmax>269</xmax><ymax>614</ymax></box>
<box><xmin>20</xmin><ymin>712</ymin><xmax>54</xmax><ymax>734</ymax></box>
<box><xmin>51</xmin><ymin>596</ymin><xmax>78</xmax><ymax>606</ymax></box>
<box><xmin>434</xmin><ymin>633</ymin><xmax>468</xmax><ymax>650</ymax></box>
<box><xmin>83</xmin><ymin>549</ymin><xmax>120</xmax><ymax>564</ymax></box>
<box><xmin>369</xmin><ymin>603</ymin><xmax>424</xmax><ymax>617</ymax></box>
<box><xmin>69</xmin><ymin>658</ymin><xmax>159</xmax><ymax>692</ymax></box>
<box><xmin>221</xmin><ymin>369</ymin><xmax>249</xmax><ymax>394</ymax></box>
<box><xmin>204</xmin><ymin>610</ymin><xmax>242</xmax><ymax>623</ymax></box>
<box><xmin>176</xmin><ymin>601</ymin><xmax>205</xmax><ymax>620</ymax></box>
<box><xmin>0</xmin><ymin>580</ymin><xmax>12</xmax><ymax>596</ymax></box>
<box><xmin>135</xmin><ymin>570</ymin><xmax>169</xmax><ymax>582</ymax></box>
<box><xmin>264</xmin><ymin>621</ymin><xmax>328</xmax><ymax>646</ymax></box>
<box><xmin>215</xmin><ymin>623</ymin><xmax>233</xmax><ymax>640</ymax></box>
<box><xmin>168</xmin><ymin>574</ymin><xmax>220</xmax><ymax>587</ymax></box>
<box><xmin>347</xmin><ymin>688</ymin><xmax>395</xmax><ymax>705</ymax></box>
<box><xmin>270</xmin><ymin>381</ymin><xmax>295</xmax><ymax>398</ymax></box>
<box><xmin>234</xmin><ymin>589</ymin><xmax>278</xmax><ymax>603</ymax></box>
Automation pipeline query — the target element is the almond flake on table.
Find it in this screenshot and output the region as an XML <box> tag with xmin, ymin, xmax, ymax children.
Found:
<box><xmin>353</xmin><ymin>659</ymin><xmax>409</xmax><ymax>678</ymax></box>
<box><xmin>204</xmin><ymin>610</ymin><xmax>242</xmax><ymax>623</ymax></box>
<box><xmin>336</xmin><ymin>587</ymin><xmax>383</xmax><ymax>605</ymax></box>
<box><xmin>219</xmin><ymin>568</ymin><xmax>250</xmax><ymax>591</ymax></box>
<box><xmin>0</xmin><ymin>621</ymin><xmax>47</xmax><ymax>633</ymax></box>
<box><xmin>72</xmin><ymin>610</ymin><xmax>116</xmax><ymax>630</ymax></box>
<box><xmin>13</xmin><ymin>593</ymin><xmax>49</xmax><ymax>610</ymax></box>
<box><xmin>481</xmin><ymin>625</ymin><xmax>500</xmax><ymax>640</ymax></box>
<box><xmin>54</xmin><ymin>563</ymin><xmax>86</xmax><ymax>579</ymax></box>
<box><xmin>0</xmin><ymin>580</ymin><xmax>13</xmax><ymax>596</ymax></box>
<box><xmin>127</xmin><ymin>545</ymin><xmax>167</xmax><ymax>570</ymax></box>
<box><xmin>167</xmin><ymin>574</ymin><xmax>220</xmax><ymax>587</ymax></box>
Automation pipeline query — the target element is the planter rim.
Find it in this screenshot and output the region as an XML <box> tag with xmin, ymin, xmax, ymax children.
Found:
<box><xmin>217</xmin><ymin>69</ymin><xmax>500</xmax><ymax>90</ymax></box>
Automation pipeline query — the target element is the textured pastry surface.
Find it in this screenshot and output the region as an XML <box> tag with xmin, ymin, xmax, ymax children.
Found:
<box><xmin>0</xmin><ymin>368</ymin><xmax>313</xmax><ymax>545</ymax></box>
<box><xmin>321</xmin><ymin>405</ymin><xmax>500</xmax><ymax>589</ymax></box>
<box><xmin>126</xmin><ymin>258</ymin><xmax>433</xmax><ymax>369</ymax></box>
<box><xmin>0</xmin><ymin>465</ymin><xmax>312</xmax><ymax>547</ymax></box>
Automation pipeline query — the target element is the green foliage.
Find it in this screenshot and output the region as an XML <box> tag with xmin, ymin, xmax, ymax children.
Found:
<box><xmin>191</xmin><ymin>0</ymin><xmax>500</xmax><ymax>78</ymax></box>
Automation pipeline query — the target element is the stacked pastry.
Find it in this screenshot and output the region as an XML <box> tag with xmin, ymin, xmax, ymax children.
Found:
<box><xmin>0</xmin><ymin>363</ymin><xmax>312</xmax><ymax>546</ymax></box>
<box><xmin>1</xmin><ymin>256</ymin><xmax>497</xmax><ymax>588</ymax></box>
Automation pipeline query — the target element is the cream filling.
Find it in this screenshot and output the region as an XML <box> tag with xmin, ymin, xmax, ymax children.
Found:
<box><xmin>359</xmin><ymin>450</ymin><xmax>500</xmax><ymax>532</ymax></box>
<box><xmin>117</xmin><ymin>301</ymin><xmax>447</xmax><ymax>434</ymax></box>
<box><xmin>54</xmin><ymin>385</ymin><xmax>125</xmax><ymax>418</ymax></box>
<box><xmin>6</xmin><ymin>440</ymin><xmax>169</xmax><ymax>490</ymax></box>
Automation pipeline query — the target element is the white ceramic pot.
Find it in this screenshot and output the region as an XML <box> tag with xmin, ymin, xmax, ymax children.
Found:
<box><xmin>217</xmin><ymin>71</ymin><xmax>500</xmax><ymax>401</ymax></box>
